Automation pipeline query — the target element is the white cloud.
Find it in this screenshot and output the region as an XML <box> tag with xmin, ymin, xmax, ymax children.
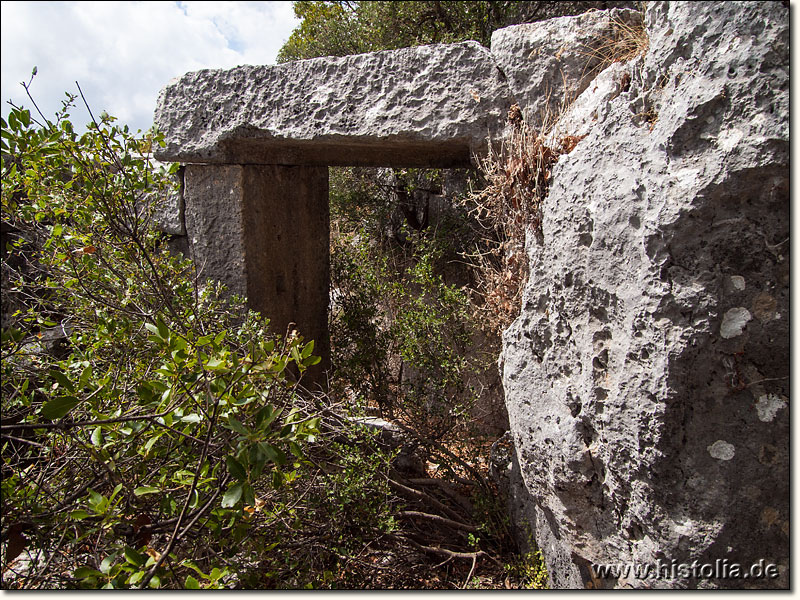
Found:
<box><xmin>1</xmin><ymin>1</ymin><xmax>299</xmax><ymax>132</ymax></box>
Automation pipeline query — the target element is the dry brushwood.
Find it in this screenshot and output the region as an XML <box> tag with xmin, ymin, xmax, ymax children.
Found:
<box><xmin>578</xmin><ymin>8</ymin><xmax>649</xmax><ymax>82</ymax></box>
<box><xmin>463</xmin><ymin>104</ymin><xmax>568</xmax><ymax>335</ymax></box>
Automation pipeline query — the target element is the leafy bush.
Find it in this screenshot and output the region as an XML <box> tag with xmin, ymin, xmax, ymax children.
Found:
<box><xmin>0</xmin><ymin>81</ymin><xmax>328</xmax><ymax>588</ymax></box>
<box><xmin>329</xmin><ymin>191</ymin><xmax>481</xmax><ymax>440</ymax></box>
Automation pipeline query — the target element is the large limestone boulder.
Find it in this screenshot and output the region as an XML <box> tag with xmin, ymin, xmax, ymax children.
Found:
<box><xmin>154</xmin><ymin>42</ymin><xmax>512</xmax><ymax>168</ymax></box>
<box><xmin>502</xmin><ymin>1</ymin><xmax>788</xmax><ymax>589</ymax></box>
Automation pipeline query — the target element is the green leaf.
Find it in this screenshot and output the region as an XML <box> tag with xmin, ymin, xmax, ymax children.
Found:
<box><xmin>137</xmin><ymin>382</ymin><xmax>156</xmax><ymax>404</ymax></box>
<box><xmin>91</xmin><ymin>426</ymin><xmax>103</xmax><ymax>446</ymax></box>
<box><xmin>259</xmin><ymin>442</ymin><xmax>287</xmax><ymax>466</ymax></box>
<box><xmin>156</xmin><ymin>316</ymin><xmax>169</xmax><ymax>341</ymax></box>
<box><xmin>87</xmin><ymin>488</ymin><xmax>103</xmax><ymax>507</ymax></box>
<box><xmin>242</xmin><ymin>482</ymin><xmax>255</xmax><ymax>508</ymax></box>
<box><xmin>227</xmin><ymin>416</ymin><xmax>248</xmax><ymax>436</ymax></box>
<box><xmin>221</xmin><ymin>483</ymin><xmax>243</xmax><ymax>508</ymax></box>
<box><xmin>128</xmin><ymin>571</ymin><xmax>144</xmax><ymax>585</ymax></box>
<box><xmin>183</xmin><ymin>560</ymin><xmax>208</xmax><ymax>579</ymax></box>
<box><xmin>41</xmin><ymin>395</ymin><xmax>81</xmax><ymax>419</ymax></box>
<box><xmin>79</xmin><ymin>364</ymin><xmax>92</xmax><ymax>388</ymax></box>
<box><xmin>225</xmin><ymin>455</ymin><xmax>247</xmax><ymax>482</ymax></box>
<box><xmin>249</xmin><ymin>446</ymin><xmax>266</xmax><ymax>478</ymax></box>
<box><xmin>205</xmin><ymin>357</ymin><xmax>228</xmax><ymax>372</ymax></box>
<box><xmin>256</xmin><ymin>404</ymin><xmax>281</xmax><ymax>430</ymax></box>
<box><xmin>144</xmin><ymin>322</ymin><xmax>161</xmax><ymax>339</ymax></box>
<box><xmin>142</xmin><ymin>433</ymin><xmax>161</xmax><ymax>457</ymax></box>
<box><xmin>70</xmin><ymin>509</ymin><xmax>90</xmax><ymax>520</ymax></box>
<box><xmin>99</xmin><ymin>554</ymin><xmax>116</xmax><ymax>574</ymax></box>
<box><xmin>49</xmin><ymin>368</ymin><xmax>75</xmax><ymax>393</ymax></box>
<box><xmin>196</xmin><ymin>334</ymin><xmax>213</xmax><ymax>347</ymax></box>
<box><xmin>134</xmin><ymin>486</ymin><xmax>160</xmax><ymax>497</ymax></box>
<box><xmin>124</xmin><ymin>546</ymin><xmax>145</xmax><ymax>567</ymax></box>
<box><xmin>109</xmin><ymin>483</ymin><xmax>123</xmax><ymax>503</ymax></box>
<box><xmin>289</xmin><ymin>441</ymin><xmax>303</xmax><ymax>459</ymax></box>
<box><xmin>185</xmin><ymin>575</ymin><xmax>201</xmax><ymax>589</ymax></box>
<box><xmin>74</xmin><ymin>566</ymin><xmax>101</xmax><ymax>579</ymax></box>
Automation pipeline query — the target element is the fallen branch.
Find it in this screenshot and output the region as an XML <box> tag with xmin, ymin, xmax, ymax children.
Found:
<box><xmin>398</xmin><ymin>510</ymin><xmax>478</xmax><ymax>533</ymax></box>
<box><xmin>388</xmin><ymin>478</ymin><xmax>467</xmax><ymax>525</ymax></box>
<box><xmin>388</xmin><ymin>533</ymin><xmax>487</xmax><ymax>562</ymax></box>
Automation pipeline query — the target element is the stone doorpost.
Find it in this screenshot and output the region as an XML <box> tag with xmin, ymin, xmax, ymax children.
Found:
<box><xmin>183</xmin><ymin>164</ymin><xmax>330</xmax><ymax>386</ymax></box>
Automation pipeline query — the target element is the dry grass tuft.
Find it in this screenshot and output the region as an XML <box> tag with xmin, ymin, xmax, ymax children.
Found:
<box><xmin>461</xmin><ymin>7</ymin><xmax>648</xmax><ymax>336</ymax></box>
<box><xmin>583</xmin><ymin>7</ymin><xmax>649</xmax><ymax>74</ymax></box>
<box><xmin>463</xmin><ymin>104</ymin><xmax>584</xmax><ymax>335</ymax></box>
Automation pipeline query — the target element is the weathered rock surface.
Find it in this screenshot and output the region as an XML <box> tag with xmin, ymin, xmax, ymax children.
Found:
<box><xmin>490</xmin><ymin>8</ymin><xmax>642</xmax><ymax>125</ymax></box>
<box><xmin>150</xmin><ymin>166</ymin><xmax>185</xmax><ymax>236</ymax></box>
<box><xmin>502</xmin><ymin>1</ymin><xmax>789</xmax><ymax>589</ymax></box>
<box><xmin>183</xmin><ymin>164</ymin><xmax>331</xmax><ymax>386</ymax></box>
<box><xmin>154</xmin><ymin>42</ymin><xmax>512</xmax><ymax>167</ymax></box>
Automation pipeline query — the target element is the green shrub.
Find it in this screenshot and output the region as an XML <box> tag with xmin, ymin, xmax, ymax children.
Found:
<box><xmin>330</xmin><ymin>218</ymin><xmax>479</xmax><ymax>439</ymax></box>
<box><xmin>1</xmin><ymin>82</ymin><xmax>325</xmax><ymax>589</ymax></box>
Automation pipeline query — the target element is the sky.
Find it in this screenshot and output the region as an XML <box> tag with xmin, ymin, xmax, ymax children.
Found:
<box><xmin>1</xmin><ymin>1</ymin><xmax>300</xmax><ymax>133</ymax></box>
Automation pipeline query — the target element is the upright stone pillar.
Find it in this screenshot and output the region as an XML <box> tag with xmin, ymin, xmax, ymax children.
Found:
<box><xmin>184</xmin><ymin>164</ymin><xmax>330</xmax><ymax>386</ymax></box>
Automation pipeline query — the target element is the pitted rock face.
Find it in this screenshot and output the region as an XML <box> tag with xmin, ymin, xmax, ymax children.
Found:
<box><xmin>154</xmin><ymin>42</ymin><xmax>512</xmax><ymax>167</ymax></box>
<box><xmin>502</xmin><ymin>0</ymin><xmax>788</xmax><ymax>589</ymax></box>
<box><xmin>490</xmin><ymin>8</ymin><xmax>642</xmax><ymax>123</ymax></box>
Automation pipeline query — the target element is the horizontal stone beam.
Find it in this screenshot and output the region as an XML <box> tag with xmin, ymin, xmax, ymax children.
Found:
<box><xmin>154</xmin><ymin>42</ymin><xmax>512</xmax><ymax>167</ymax></box>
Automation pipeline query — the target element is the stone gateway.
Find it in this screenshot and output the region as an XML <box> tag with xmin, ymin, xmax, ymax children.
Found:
<box><xmin>154</xmin><ymin>1</ymin><xmax>788</xmax><ymax>588</ymax></box>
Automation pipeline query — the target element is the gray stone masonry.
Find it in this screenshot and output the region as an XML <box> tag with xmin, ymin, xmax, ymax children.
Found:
<box><xmin>184</xmin><ymin>164</ymin><xmax>330</xmax><ymax>386</ymax></box>
<box><xmin>154</xmin><ymin>42</ymin><xmax>511</xmax><ymax>167</ymax></box>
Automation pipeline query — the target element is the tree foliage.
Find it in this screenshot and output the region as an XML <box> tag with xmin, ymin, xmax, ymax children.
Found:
<box><xmin>278</xmin><ymin>0</ymin><xmax>635</xmax><ymax>62</ymax></box>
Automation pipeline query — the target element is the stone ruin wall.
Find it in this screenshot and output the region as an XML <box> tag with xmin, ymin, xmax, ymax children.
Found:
<box><xmin>153</xmin><ymin>2</ymin><xmax>789</xmax><ymax>588</ymax></box>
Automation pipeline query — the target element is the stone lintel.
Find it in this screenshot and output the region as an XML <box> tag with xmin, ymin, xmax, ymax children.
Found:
<box><xmin>154</xmin><ymin>41</ymin><xmax>511</xmax><ymax>166</ymax></box>
<box><xmin>188</xmin><ymin>138</ymin><xmax>474</xmax><ymax>168</ymax></box>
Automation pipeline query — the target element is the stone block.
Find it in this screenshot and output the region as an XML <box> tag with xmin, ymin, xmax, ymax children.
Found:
<box><xmin>184</xmin><ymin>164</ymin><xmax>330</xmax><ymax>384</ymax></box>
<box><xmin>155</xmin><ymin>42</ymin><xmax>512</xmax><ymax>167</ymax></box>
<box><xmin>491</xmin><ymin>8</ymin><xmax>642</xmax><ymax>125</ymax></box>
<box><xmin>502</xmin><ymin>1</ymin><xmax>788</xmax><ymax>589</ymax></box>
<box><xmin>151</xmin><ymin>166</ymin><xmax>185</xmax><ymax>236</ymax></box>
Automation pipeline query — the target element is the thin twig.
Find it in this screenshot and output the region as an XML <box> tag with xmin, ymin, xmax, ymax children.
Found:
<box><xmin>1</xmin><ymin>407</ymin><xmax>173</xmax><ymax>431</ymax></box>
<box><xmin>462</xmin><ymin>554</ymin><xmax>478</xmax><ymax>589</ymax></box>
<box><xmin>398</xmin><ymin>510</ymin><xmax>479</xmax><ymax>533</ymax></box>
